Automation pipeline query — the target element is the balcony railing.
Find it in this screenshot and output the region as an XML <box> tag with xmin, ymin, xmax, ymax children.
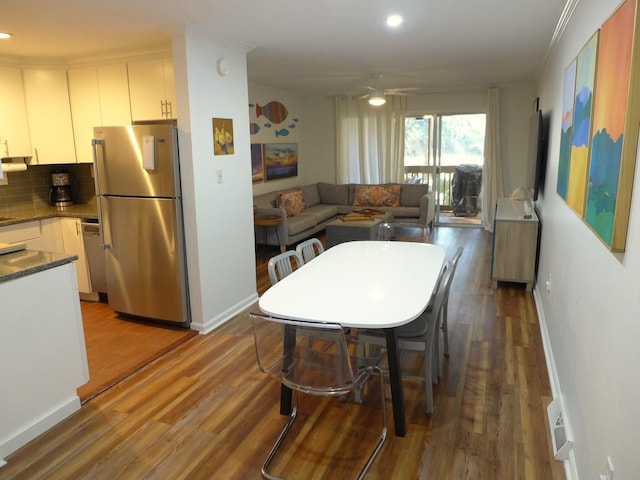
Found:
<box><xmin>404</xmin><ymin>165</ymin><xmax>457</xmax><ymax>211</ymax></box>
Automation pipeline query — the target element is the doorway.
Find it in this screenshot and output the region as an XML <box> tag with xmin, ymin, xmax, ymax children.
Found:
<box><xmin>404</xmin><ymin>113</ymin><xmax>486</xmax><ymax>227</ymax></box>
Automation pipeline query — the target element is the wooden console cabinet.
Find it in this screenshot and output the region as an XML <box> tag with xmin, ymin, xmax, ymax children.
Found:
<box><xmin>491</xmin><ymin>197</ymin><xmax>539</xmax><ymax>291</ymax></box>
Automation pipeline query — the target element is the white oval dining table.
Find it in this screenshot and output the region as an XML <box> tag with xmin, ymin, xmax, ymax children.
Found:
<box><xmin>259</xmin><ymin>240</ymin><xmax>446</xmax><ymax>437</ymax></box>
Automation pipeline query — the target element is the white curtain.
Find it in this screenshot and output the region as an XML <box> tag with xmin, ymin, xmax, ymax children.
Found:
<box><xmin>482</xmin><ymin>88</ymin><xmax>504</xmax><ymax>232</ymax></box>
<box><xmin>335</xmin><ymin>95</ymin><xmax>406</xmax><ymax>184</ymax></box>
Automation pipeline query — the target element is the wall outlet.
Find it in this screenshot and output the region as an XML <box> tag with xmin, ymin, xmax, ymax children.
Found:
<box><xmin>545</xmin><ymin>274</ymin><xmax>552</xmax><ymax>292</ymax></box>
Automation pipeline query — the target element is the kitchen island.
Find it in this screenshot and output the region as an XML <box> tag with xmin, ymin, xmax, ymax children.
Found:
<box><xmin>0</xmin><ymin>249</ymin><xmax>89</xmax><ymax>466</ymax></box>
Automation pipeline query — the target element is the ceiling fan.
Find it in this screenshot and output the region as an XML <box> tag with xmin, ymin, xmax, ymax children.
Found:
<box><xmin>361</xmin><ymin>75</ymin><xmax>418</xmax><ymax>106</ymax></box>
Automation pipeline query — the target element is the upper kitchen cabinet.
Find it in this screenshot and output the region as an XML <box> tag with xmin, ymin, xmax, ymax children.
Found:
<box><xmin>23</xmin><ymin>68</ymin><xmax>77</xmax><ymax>164</ymax></box>
<box><xmin>68</xmin><ymin>63</ymin><xmax>131</xmax><ymax>163</ymax></box>
<box><xmin>0</xmin><ymin>66</ymin><xmax>32</xmax><ymax>158</ymax></box>
<box><xmin>127</xmin><ymin>57</ymin><xmax>177</xmax><ymax>121</ymax></box>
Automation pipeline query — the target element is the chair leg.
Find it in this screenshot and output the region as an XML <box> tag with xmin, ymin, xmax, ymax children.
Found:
<box><xmin>442</xmin><ymin>302</ymin><xmax>450</xmax><ymax>356</ymax></box>
<box><xmin>424</xmin><ymin>348</ymin><xmax>435</xmax><ymax>415</ymax></box>
<box><xmin>357</xmin><ymin>366</ymin><xmax>387</xmax><ymax>480</ymax></box>
<box><xmin>262</xmin><ymin>392</ymin><xmax>298</xmax><ymax>480</ymax></box>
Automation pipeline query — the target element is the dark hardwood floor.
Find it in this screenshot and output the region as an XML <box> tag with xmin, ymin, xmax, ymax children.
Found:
<box><xmin>2</xmin><ymin>226</ymin><xmax>565</xmax><ymax>479</ymax></box>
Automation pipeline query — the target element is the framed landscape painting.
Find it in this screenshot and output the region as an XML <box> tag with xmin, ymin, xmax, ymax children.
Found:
<box><xmin>251</xmin><ymin>144</ymin><xmax>264</xmax><ymax>183</ymax></box>
<box><xmin>567</xmin><ymin>31</ymin><xmax>599</xmax><ymax>216</ymax></box>
<box><xmin>585</xmin><ymin>0</ymin><xmax>640</xmax><ymax>251</ymax></box>
<box><xmin>264</xmin><ymin>143</ymin><xmax>298</xmax><ymax>181</ymax></box>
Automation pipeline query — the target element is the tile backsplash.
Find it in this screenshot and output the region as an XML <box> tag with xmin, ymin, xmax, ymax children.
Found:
<box><xmin>0</xmin><ymin>164</ymin><xmax>96</xmax><ymax>215</ymax></box>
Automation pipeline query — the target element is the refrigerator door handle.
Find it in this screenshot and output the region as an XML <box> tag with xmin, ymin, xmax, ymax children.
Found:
<box><xmin>92</xmin><ymin>139</ymin><xmax>111</xmax><ymax>250</ymax></box>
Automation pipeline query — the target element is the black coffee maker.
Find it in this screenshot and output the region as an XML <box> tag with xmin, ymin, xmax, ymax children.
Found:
<box><xmin>50</xmin><ymin>171</ymin><xmax>73</xmax><ymax>208</ymax></box>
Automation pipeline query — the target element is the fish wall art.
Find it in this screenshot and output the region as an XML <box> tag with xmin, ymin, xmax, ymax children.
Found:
<box><xmin>249</xmin><ymin>101</ymin><xmax>300</xmax><ymax>139</ymax></box>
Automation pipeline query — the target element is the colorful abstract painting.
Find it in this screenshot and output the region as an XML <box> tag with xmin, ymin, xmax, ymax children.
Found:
<box><xmin>251</xmin><ymin>144</ymin><xmax>264</xmax><ymax>183</ymax></box>
<box><xmin>567</xmin><ymin>31</ymin><xmax>599</xmax><ymax>216</ymax></box>
<box><xmin>264</xmin><ymin>143</ymin><xmax>298</xmax><ymax>181</ymax></box>
<box><xmin>556</xmin><ymin>58</ymin><xmax>577</xmax><ymax>201</ymax></box>
<box><xmin>585</xmin><ymin>0</ymin><xmax>636</xmax><ymax>250</ymax></box>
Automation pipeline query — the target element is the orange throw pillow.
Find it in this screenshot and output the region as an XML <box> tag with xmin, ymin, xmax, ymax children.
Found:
<box><xmin>276</xmin><ymin>189</ymin><xmax>306</xmax><ymax>216</ymax></box>
<box><xmin>352</xmin><ymin>185</ymin><xmax>401</xmax><ymax>207</ymax></box>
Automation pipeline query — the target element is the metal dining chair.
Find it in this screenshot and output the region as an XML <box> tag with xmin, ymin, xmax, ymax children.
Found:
<box><xmin>267</xmin><ymin>250</ymin><xmax>304</xmax><ymax>286</ymax></box>
<box><xmin>357</xmin><ymin>254</ymin><xmax>456</xmax><ymax>415</ymax></box>
<box><xmin>377</xmin><ymin>222</ymin><xmax>431</xmax><ymax>243</ymax></box>
<box><xmin>439</xmin><ymin>247</ymin><xmax>463</xmax><ymax>359</ymax></box>
<box><xmin>295</xmin><ymin>237</ymin><xmax>324</xmax><ymax>263</ymax></box>
<box><xmin>250</xmin><ymin>312</ymin><xmax>387</xmax><ymax>480</ymax></box>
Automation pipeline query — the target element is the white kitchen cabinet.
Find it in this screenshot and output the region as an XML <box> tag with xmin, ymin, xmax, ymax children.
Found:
<box><xmin>68</xmin><ymin>64</ymin><xmax>131</xmax><ymax>163</ymax></box>
<box><xmin>0</xmin><ymin>260</ymin><xmax>88</xmax><ymax>461</ymax></box>
<box><xmin>128</xmin><ymin>57</ymin><xmax>176</xmax><ymax>120</ymax></box>
<box><xmin>60</xmin><ymin>217</ymin><xmax>92</xmax><ymax>294</ymax></box>
<box><xmin>23</xmin><ymin>68</ymin><xmax>77</xmax><ymax>164</ymax></box>
<box><xmin>0</xmin><ymin>221</ymin><xmax>43</xmax><ymax>250</ymax></box>
<box><xmin>0</xmin><ymin>66</ymin><xmax>32</xmax><ymax>158</ymax></box>
<box><xmin>40</xmin><ymin>217</ymin><xmax>65</xmax><ymax>253</ymax></box>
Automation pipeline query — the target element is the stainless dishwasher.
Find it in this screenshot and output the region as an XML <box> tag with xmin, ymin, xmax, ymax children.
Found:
<box><xmin>81</xmin><ymin>219</ymin><xmax>108</xmax><ymax>295</ymax></box>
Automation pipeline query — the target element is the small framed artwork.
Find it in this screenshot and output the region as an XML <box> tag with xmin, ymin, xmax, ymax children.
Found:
<box><xmin>213</xmin><ymin>117</ymin><xmax>234</xmax><ymax>155</ymax></box>
<box><xmin>251</xmin><ymin>144</ymin><xmax>264</xmax><ymax>183</ymax></box>
<box><xmin>264</xmin><ymin>143</ymin><xmax>298</xmax><ymax>181</ymax></box>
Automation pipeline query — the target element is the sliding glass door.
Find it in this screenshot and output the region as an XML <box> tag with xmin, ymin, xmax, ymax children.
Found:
<box><xmin>404</xmin><ymin>113</ymin><xmax>486</xmax><ymax>226</ymax></box>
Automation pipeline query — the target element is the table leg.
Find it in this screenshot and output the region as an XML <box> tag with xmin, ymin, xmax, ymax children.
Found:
<box><xmin>385</xmin><ymin>327</ymin><xmax>406</xmax><ymax>437</ymax></box>
<box><xmin>280</xmin><ymin>384</ymin><xmax>292</xmax><ymax>415</ymax></box>
<box><xmin>280</xmin><ymin>325</ymin><xmax>296</xmax><ymax>415</ymax></box>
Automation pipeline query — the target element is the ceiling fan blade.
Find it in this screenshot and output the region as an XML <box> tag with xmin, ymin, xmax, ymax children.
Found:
<box><xmin>385</xmin><ymin>87</ymin><xmax>419</xmax><ymax>93</ymax></box>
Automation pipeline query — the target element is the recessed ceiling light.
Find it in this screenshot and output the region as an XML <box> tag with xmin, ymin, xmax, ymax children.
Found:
<box><xmin>0</xmin><ymin>33</ymin><xmax>12</xmax><ymax>39</ymax></box>
<box><xmin>387</xmin><ymin>15</ymin><xmax>403</xmax><ymax>28</ymax></box>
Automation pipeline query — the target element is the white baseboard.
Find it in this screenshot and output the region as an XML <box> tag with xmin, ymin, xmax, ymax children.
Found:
<box><xmin>533</xmin><ymin>285</ymin><xmax>579</xmax><ymax>480</ymax></box>
<box><xmin>0</xmin><ymin>395</ymin><xmax>80</xmax><ymax>463</ymax></box>
<box><xmin>192</xmin><ymin>292</ymin><xmax>259</xmax><ymax>334</ymax></box>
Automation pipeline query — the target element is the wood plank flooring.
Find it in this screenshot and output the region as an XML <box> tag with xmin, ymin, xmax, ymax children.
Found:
<box><xmin>2</xmin><ymin>227</ymin><xmax>565</xmax><ymax>479</ymax></box>
<box><xmin>77</xmin><ymin>303</ymin><xmax>197</xmax><ymax>402</ymax></box>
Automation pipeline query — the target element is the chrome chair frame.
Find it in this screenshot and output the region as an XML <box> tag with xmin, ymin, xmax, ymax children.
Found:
<box><xmin>267</xmin><ymin>250</ymin><xmax>304</xmax><ymax>286</ymax></box>
<box><xmin>295</xmin><ymin>237</ymin><xmax>325</xmax><ymax>263</ymax></box>
<box><xmin>251</xmin><ymin>312</ymin><xmax>387</xmax><ymax>480</ymax></box>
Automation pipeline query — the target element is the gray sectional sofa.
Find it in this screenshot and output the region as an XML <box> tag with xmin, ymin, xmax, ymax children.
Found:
<box><xmin>253</xmin><ymin>182</ymin><xmax>435</xmax><ymax>251</ymax></box>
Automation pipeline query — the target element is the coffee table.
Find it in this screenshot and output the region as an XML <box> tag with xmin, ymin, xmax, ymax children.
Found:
<box><xmin>325</xmin><ymin>210</ymin><xmax>394</xmax><ymax>248</ymax></box>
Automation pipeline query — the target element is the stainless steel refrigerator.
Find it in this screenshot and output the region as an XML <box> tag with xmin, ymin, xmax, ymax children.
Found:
<box><xmin>92</xmin><ymin>124</ymin><xmax>190</xmax><ymax>327</ymax></box>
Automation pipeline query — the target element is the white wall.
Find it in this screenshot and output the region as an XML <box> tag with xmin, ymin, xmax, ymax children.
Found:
<box><xmin>173</xmin><ymin>26</ymin><xmax>258</xmax><ymax>333</ymax></box>
<box><xmin>536</xmin><ymin>0</ymin><xmax>640</xmax><ymax>477</ymax></box>
<box><xmin>247</xmin><ymin>86</ymin><xmax>336</xmax><ymax>193</ymax></box>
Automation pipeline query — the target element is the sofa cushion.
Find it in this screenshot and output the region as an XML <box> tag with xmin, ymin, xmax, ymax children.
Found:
<box><xmin>276</xmin><ymin>188</ymin><xmax>306</xmax><ymax>216</ymax></box>
<box><xmin>305</xmin><ymin>204</ymin><xmax>339</xmax><ymax>223</ymax></box>
<box><xmin>318</xmin><ymin>182</ymin><xmax>349</xmax><ymax>205</ymax></box>
<box><xmin>400</xmin><ymin>183</ymin><xmax>429</xmax><ymax>207</ymax></box>
<box><xmin>300</xmin><ymin>184</ymin><xmax>321</xmax><ymax>207</ymax></box>
<box><xmin>353</xmin><ymin>184</ymin><xmax>401</xmax><ymax>207</ymax></box>
<box><xmin>286</xmin><ymin>212</ymin><xmax>319</xmax><ymax>235</ymax></box>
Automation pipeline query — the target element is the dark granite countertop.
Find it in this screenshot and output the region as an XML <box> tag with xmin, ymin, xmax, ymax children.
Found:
<box><xmin>0</xmin><ymin>249</ymin><xmax>78</xmax><ymax>283</ymax></box>
<box><xmin>0</xmin><ymin>203</ymin><xmax>99</xmax><ymax>228</ymax></box>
